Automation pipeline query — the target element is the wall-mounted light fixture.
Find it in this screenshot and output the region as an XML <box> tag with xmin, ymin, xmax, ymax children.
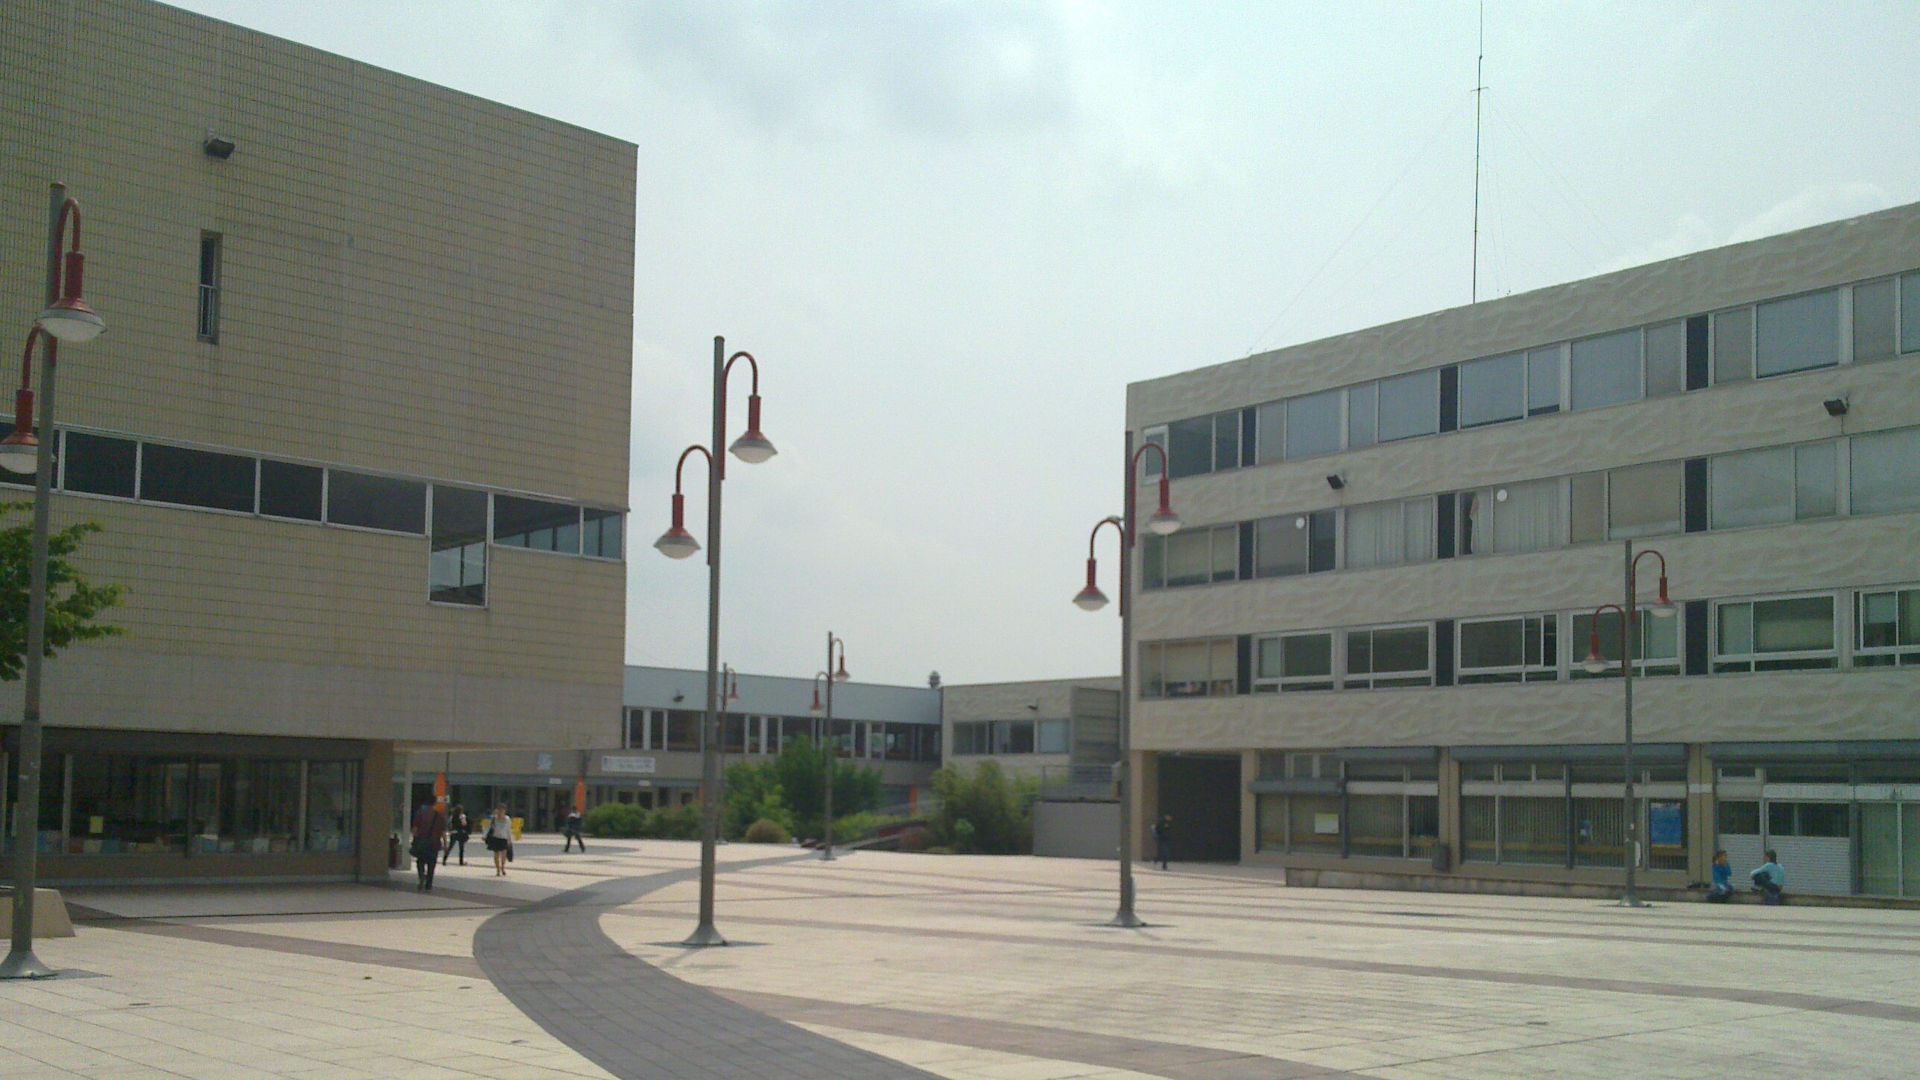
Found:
<box><xmin>1325</xmin><ymin>474</ymin><xmax>1345</xmax><ymax>490</ymax></box>
<box><xmin>1822</xmin><ymin>397</ymin><xmax>1849</xmax><ymax>417</ymax></box>
<box><xmin>202</xmin><ymin>134</ymin><xmax>236</xmax><ymax>160</ymax></box>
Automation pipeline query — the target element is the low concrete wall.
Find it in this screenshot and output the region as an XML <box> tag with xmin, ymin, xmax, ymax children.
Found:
<box><xmin>1034</xmin><ymin>800</ymin><xmax>1118</xmax><ymax>860</ymax></box>
<box><xmin>0</xmin><ymin>887</ymin><xmax>74</xmax><ymax>937</ymax></box>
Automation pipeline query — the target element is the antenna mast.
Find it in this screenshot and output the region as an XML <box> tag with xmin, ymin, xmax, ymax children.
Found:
<box><xmin>1471</xmin><ymin>0</ymin><xmax>1486</xmax><ymax>303</ymax></box>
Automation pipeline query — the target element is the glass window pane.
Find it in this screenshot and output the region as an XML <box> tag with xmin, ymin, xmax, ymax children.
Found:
<box><xmin>1569</xmin><ymin>472</ymin><xmax>1606</xmax><ymax>543</ymax></box>
<box><xmin>1285</xmin><ymin>389</ymin><xmax>1344</xmax><ymax>459</ymax></box>
<box><xmin>1167</xmin><ymin>416</ymin><xmax>1213</xmax><ymax>479</ymax></box>
<box><xmin>1164</xmin><ymin>642</ymin><xmax>1210</xmax><ymax>697</ymax></box>
<box><xmin>1346</xmin><ymin>630</ymin><xmax>1371</xmax><ymax>675</ymax></box>
<box><xmin>327</xmin><ymin>471</ymin><xmax>426</xmax><ymax>533</ymax></box>
<box><xmin>1254</xmin><ymin>516</ymin><xmax>1306</xmax><ymax>578</ymax></box>
<box><xmin>1037</xmin><ymin>719</ymin><xmax>1069</xmax><ymax>754</ymax></box>
<box><xmin>494</xmin><ymin>495</ymin><xmax>581</xmax><ymax>553</ymax></box>
<box><xmin>305</xmin><ymin>761</ymin><xmax>358</xmax><ymax>853</ymax></box>
<box><xmin>1608</xmin><ymin>461</ymin><xmax>1683</xmax><ymax>538</ymax></box>
<box><xmin>1164</xmin><ymin>530</ymin><xmax>1212</xmax><ymax>587</ymax></box>
<box><xmin>1644</xmin><ymin>320</ymin><xmax>1685</xmax><ymax>398</ymax></box>
<box><xmin>1209</xmin><ymin>525</ymin><xmax>1237</xmax><ymax>582</ymax></box>
<box><xmin>1794</xmin><ymin>443</ymin><xmax>1836</xmax><ymax>520</ymax></box>
<box><xmin>1500</xmin><ymin>796</ymin><xmax>1568</xmax><ymax>865</ymax></box>
<box><xmin>1254</xmin><ymin>402</ymin><xmax>1285</xmax><ymax>465</ymax></box>
<box><xmin>1527</xmin><ymin>347</ymin><xmax>1561</xmax><ymax>415</ymax></box>
<box><xmin>1460</xmin><ymin>619</ymin><xmax>1522</xmax><ymax>669</ymax></box>
<box><xmin>1713</xmin><ymin>308</ymin><xmax>1753</xmax><ymax>383</ymax></box>
<box><xmin>140</xmin><ymin>443</ymin><xmax>254</xmax><ymax>512</ymax></box>
<box><xmin>582</xmin><ymin>508</ymin><xmax>624</xmax><ymax>558</ymax></box>
<box><xmin>1458</xmin><ymin>352</ymin><xmax>1525</xmax><ymax>427</ymax></box>
<box><xmin>1347</xmin><ymin>383</ymin><xmax>1377</xmax><ymax>448</ymax></box>
<box><xmin>1213</xmin><ymin>412</ymin><xmax>1240</xmax><ymax>473</ymax></box>
<box><xmin>1345</xmin><ymin>502</ymin><xmax>1400</xmax><ymax>570</ymax></box>
<box><xmin>63</xmin><ymin>432</ymin><xmax>137</xmax><ymax>498</ymax></box>
<box><xmin>430</xmin><ymin>485</ymin><xmax>488</xmax><ymax>605</ymax></box>
<box><xmin>1307</xmin><ymin>510</ymin><xmax>1337</xmax><ymax>572</ymax></box>
<box><xmin>1569</xmin><ymin>329</ymin><xmax>1640</xmax><ymax>411</ymax></box>
<box><xmin>1641</xmin><ymin>609</ymin><xmax>1678</xmax><ymax>660</ymax></box>
<box><xmin>1284</xmin><ymin>634</ymin><xmax>1332</xmax><ymax>678</ymax></box>
<box><xmin>1850</xmin><ymin>427</ymin><xmax>1920</xmax><ymax>515</ymax></box>
<box><xmin>1490</xmin><ymin>479</ymin><xmax>1560</xmax><ymax>554</ymax></box>
<box><xmin>1402</xmin><ymin>498</ymin><xmax>1435</xmax><ymax>562</ymax></box>
<box><xmin>1377</xmin><ymin>370</ymin><xmax>1439</xmax><ymax>442</ymax></box>
<box><xmin>1257</xmin><ymin>638</ymin><xmax>1284</xmax><ymax>679</ymax></box>
<box><xmin>1718</xmin><ymin>603</ymin><xmax>1753</xmax><ymax>656</ymax></box>
<box><xmin>1904</xmin><ymin>273</ymin><xmax>1920</xmax><ymax>354</ymax></box>
<box><xmin>1372</xmin><ymin>626</ymin><xmax>1429</xmax><ymax>673</ymax></box>
<box><xmin>1853</xmin><ymin>278</ymin><xmax>1898</xmax><ymax>362</ymax></box>
<box><xmin>259</xmin><ymin>460</ymin><xmax>322</xmax><ymax>520</ymax></box>
<box><xmin>1752</xmin><ymin>596</ymin><xmax>1833</xmax><ymax>653</ymax></box>
<box><xmin>1755</xmin><ymin>289</ymin><xmax>1839</xmax><ymax>377</ymax></box>
<box><xmin>1710</xmin><ymin>447</ymin><xmax>1793</xmax><ymax>529</ymax></box>
<box><xmin>1860</xmin><ymin>592</ymin><xmax>1899</xmax><ymax>648</ymax></box>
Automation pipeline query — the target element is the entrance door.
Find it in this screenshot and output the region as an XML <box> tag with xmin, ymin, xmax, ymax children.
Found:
<box><xmin>1860</xmin><ymin>803</ymin><xmax>1920</xmax><ymax>897</ymax></box>
<box><xmin>1155</xmin><ymin>755</ymin><xmax>1241</xmax><ymax>862</ymax></box>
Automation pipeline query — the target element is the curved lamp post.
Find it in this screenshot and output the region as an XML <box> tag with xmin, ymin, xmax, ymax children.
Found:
<box><xmin>651</xmin><ymin>339</ymin><xmax>775</xmax><ymax>948</ymax></box>
<box><xmin>810</xmin><ymin>634</ymin><xmax>850</xmax><ymax>860</ymax></box>
<box><xmin>1073</xmin><ymin>436</ymin><xmax>1178</xmax><ymax>928</ymax></box>
<box><xmin>4</xmin><ymin>185</ymin><xmax>105</xmax><ymax>981</ymax></box>
<box><xmin>1580</xmin><ymin>541</ymin><xmax>1676</xmax><ymax>909</ymax></box>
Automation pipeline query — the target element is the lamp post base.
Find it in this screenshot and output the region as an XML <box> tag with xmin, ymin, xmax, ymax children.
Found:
<box><xmin>1106</xmin><ymin>907</ymin><xmax>1146</xmax><ymax>929</ymax></box>
<box><xmin>1615</xmin><ymin>897</ymin><xmax>1650</xmax><ymax>909</ymax></box>
<box><xmin>0</xmin><ymin>947</ymin><xmax>55</xmax><ymax>980</ymax></box>
<box><xmin>680</xmin><ymin>922</ymin><xmax>729</xmax><ymax>948</ymax></box>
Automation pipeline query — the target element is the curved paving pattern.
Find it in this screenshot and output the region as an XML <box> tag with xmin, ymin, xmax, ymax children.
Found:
<box><xmin>472</xmin><ymin>853</ymin><xmax>943</xmax><ymax>1080</ymax></box>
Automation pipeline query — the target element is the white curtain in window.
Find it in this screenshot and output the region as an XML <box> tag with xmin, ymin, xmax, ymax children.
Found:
<box><xmin>1490</xmin><ymin>479</ymin><xmax>1559</xmax><ymax>553</ymax></box>
<box><xmin>1712</xmin><ymin>447</ymin><xmax>1793</xmax><ymax>529</ymax></box>
<box><xmin>1401</xmin><ymin>499</ymin><xmax>1435</xmax><ymax>562</ymax></box>
<box><xmin>1345</xmin><ymin>502</ymin><xmax>1403</xmax><ymax>569</ymax></box>
<box><xmin>1164</xmin><ymin>530</ymin><xmax>1211</xmax><ymax>585</ymax></box>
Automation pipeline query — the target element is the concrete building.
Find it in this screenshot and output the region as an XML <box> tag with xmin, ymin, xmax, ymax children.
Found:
<box><xmin>1128</xmin><ymin>203</ymin><xmax>1920</xmax><ymax>896</ymax></box>
<box><xmin>941</xmin><ymin>677</ymin><xmax>1121</xmax><ymax>858</ymax></box>
<box><xmin>0</xmin><ymin>0</ymin><xmax>633</xmax><ymax>882</ymax></box>
<box><xmin>418</xmin><ymin>665</ymin><xmax>944</xmax><ymax>830</ymax></box>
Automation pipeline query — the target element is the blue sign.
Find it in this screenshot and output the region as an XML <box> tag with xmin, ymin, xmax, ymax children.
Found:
<box><xmin>1649</xmin><ymin>801</ymin><xmax>1684</xmax><ymax>846</ymax></box>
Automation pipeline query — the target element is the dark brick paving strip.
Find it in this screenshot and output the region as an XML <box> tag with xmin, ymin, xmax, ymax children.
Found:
<box><xmin>471</xmin><ymin>853</ymin><xmax>948</xmax><ymax>1080</ymax></box>
<box><xmin>723</xmin><ymin>913</ymin><xmax>1920</xmax><ymax>1024</ymax></box>
<box><xmin>74</xmin><ymin>914</ymin><xmax>487</xmax><ymax>978</ymax></box>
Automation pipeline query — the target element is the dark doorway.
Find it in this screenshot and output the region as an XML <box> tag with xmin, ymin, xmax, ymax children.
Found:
<box><xmin>1155</xmin><ymin>754</ymin><xmax>1241</xmax><ymax>862</ymax></box>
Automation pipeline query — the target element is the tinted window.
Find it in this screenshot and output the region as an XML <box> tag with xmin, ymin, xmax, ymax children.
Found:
<box><xmin>1569</xmin><ymin>329</ymin><xmax>1640</xmax><ymax>411</ymax></box>
<box><xmin>583</xmin><ymin>508</ymin><xmax>623</xmax><ymax>559</ymax></box>
<box><xmin>1167</xmin><ymin>416</ymin><xmax>1213</xmax><ymax>479</ymax></box>
<box><xmin>1712</xmin><ymin>308</ymin><xmax>1753</xmax><ymax>383</ymax></box>
<box><xmin>430</xmin><ymin>485</ymin><xmax>488</xmax><ymax>605</ymax></box>
<box><xmin>494</xmin><ymin>495</ymin><xmax>580</xmax><ymax>553</ymax></box>
<box><xmin>1852</xmin><ymin>278</ymin><xmax>1897</xmax><ymax>362</ymax></box>
<box><xmin>1643</xmin><ymin>320</ymin><xmax>1685</xmax><ymax>398</ymax></box>
<box><xmin>63</xmin><ymin>432</ymin><xmax>136</xmax><ymax>498</ymax></box>
<box><xmin>327</xmin><ymin>470</ymin><xmax>425</xmax><ymax>533</ymax></box>
<box><xmin>1285</xmin><ymin>390</ymin><xmax>1343</xmax><ymax>459</ymax></box>
<box><xmin>1346</xmin><ymin>383</ymin><xmax>1377</xmax><ymax>448</ymax></box>
<box><xmin>1377</xmin><ymin>370</ymin><xmax>1439</xmax><ymax>442</ymax></box>
<box><xmin>1851</xmin><ymin>427</ymin><xmax>1920</xmax><ymax>515</ymax></box>
<box><xmin>259</xmin><ymin>461</ymin><xmax>323</xmax><ymax>520</ymax></box>
<box><xmin>1527</xmin><ymin>347</ymin><xmax>1561</xmax><ymax>415</ymax></box>
<box><xmin>1755</xmin><ymin>289</ymin><xmax>1838</xmax><ymax>377</ymax></box>
<box><xmin>1458</xmin><ymin>352</ymin><xmax>1524</xmax><ymax>428</ymax></box>
<box><xmin>140</xmin><ymin>443</ymin><xmax>254</xmax><ymax>512</ymax></box>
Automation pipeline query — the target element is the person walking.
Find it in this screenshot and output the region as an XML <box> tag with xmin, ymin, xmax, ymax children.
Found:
<box><xmin>1706</xmin><ymin>849</ymin><xmax>1734</xmax><ymax>902</ymax></box>
<box><xmin>443</xmin><ymin>804</ymin><xmax>470</xmax><ymax>866</ymax></box>
<box><xmin>484</xmin><ymin>804</ymin><xmax>513</xmax><ymax>877</ymax></box>
<box><xmin>562</xmin><ymin>805</ymin><xmax>586</xmax><ymax>853</ymax></box>
<box><xmin>409</xmin><ymin>800</ymin><xmax>446</xmax><ymax>892</ymax></box>
<box><xmin>1152</xmin><ymin>813</ymin><xmax>1173</xmax><ymax>870</ymax></box>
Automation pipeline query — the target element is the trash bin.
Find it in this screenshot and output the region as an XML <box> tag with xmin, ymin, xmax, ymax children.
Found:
<box><xmin>388</xmin><ymin>834</ymin><xmax>403</xmax><ymax>869</ymax></box>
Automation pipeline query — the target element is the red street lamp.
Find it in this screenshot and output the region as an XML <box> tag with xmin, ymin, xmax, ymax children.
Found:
<box><xmin>651</xmin><ymin>339</ymin><xmax>776</xmax><ymax>948</ymax></box>
<box><xmin>1072</xmin><ymin>437</ymin><xmax>1177</xmax><ymax>928</ymax></box>
<box><xmin>817</xmin><ymin>633</ymin><xmax>850</xmax><ymax>861</ymax></box>
<box><xmin>1580</xmin><ymin>542</ymin><xmax>1677</xmax><ymax>910</ymax></box>
<box><xmin>5</xmin><ymin>186</ymin><xmax>107</xmax><ymax>982</ymax></box>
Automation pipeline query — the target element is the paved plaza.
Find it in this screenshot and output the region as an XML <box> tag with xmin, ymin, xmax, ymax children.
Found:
<box><xmin>3</xmin><ymin>839</ymin><xmax>1918</xmax><ymax>1079</ymax></box>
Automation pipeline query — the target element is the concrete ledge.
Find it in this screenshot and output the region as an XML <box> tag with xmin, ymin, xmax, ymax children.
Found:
<box><xmin>1286</xmin><ymin>869</ymin><xmax>1920</xmax><ymax>909</ymax></box>
<box><xmin>0</xmin><ymin>888</ymin><xmax>75</xmax><ymax>937</ymax></box>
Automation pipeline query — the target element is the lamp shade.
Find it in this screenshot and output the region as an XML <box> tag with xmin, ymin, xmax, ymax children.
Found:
<box><xmin>730</xmin><ymin>394</ymin><xmax>776</xmax><ymax>463</ymax></box>
<box><xmin>1145</xmin><ymin>507</ymin><xmax>1181</xmax><ymax>535</ymax></box>
<box><xmin>654</xmin><ymin>526</ymin><xmax>699</xmax><ymax>559</ymax></box>
<box><xmin>1581</xmin><ymin>646</ymin><xmax>1610</xmax><ymax>675</ymax></box>
<box><xmin>36</xmin><ymin>251</ymin><xmax>104</xmax><ymax>343</ymax></box>
<box><xmin>1073</xmin><ymin>585</ymin><xmax>1110</xmax><ymax>612</ymax></box>
<box><xmin>832</xmin><ymin>656</ymin><xmax>851</xmax><ymax>683</ymax></box>
<box><xmin>0</xmin><ymin>432</ymin><xmax>37</xmax><ymax>475</ymax></box>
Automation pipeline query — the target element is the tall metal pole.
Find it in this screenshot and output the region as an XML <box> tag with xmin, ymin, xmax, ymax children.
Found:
<box><xmin>686</xmin><ymin>336</ymin><xmax>726</xmax><ymax>947</ymax></box>
<box><xmin>3</xmin><ymin>182</ymin><xmax>66</xmax><ymax>980</ymax></box>
<box><xmin>1112</xmin><ymin>430</ymin><xmax>1142</xmax><ymax>927</ymax></box>
<box><xmin>821</xmin><ymin>632</ymin><xmax>837</xmax><ymax>861</ymax></box>
<box><xmin>1621</xmin><ymin>538</ymin><xmax>1642</xmax><ymax>908</ymax></box>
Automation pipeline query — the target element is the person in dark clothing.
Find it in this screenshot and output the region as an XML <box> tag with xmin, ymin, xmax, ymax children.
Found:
<box><xmin>443</xmin><ymin>804</ymin><xmax>470</xmax><ymax>866</ymax></box>
<box><xmin>410</xmin><ymin>802</ymin><xmax>446</xmax><ymax>892</ymax></box>
<box><xmin>562</xmin><ymin>806</ymin><xmax>586</xmax><ymax>853</ymax></box>
<box><xmin>1152</xmin><ymin>814</ymin><xmax>1173</xmax><ymax>870</ymax></box>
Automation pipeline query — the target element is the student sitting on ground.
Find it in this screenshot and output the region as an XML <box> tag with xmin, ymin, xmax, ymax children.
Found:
<box><xmin>1706</xmin><ymin>849</ymin><xmax>1734</xmax><ymax>902</ymax></box>
<box><xmin>1750</xmin><ymin>850</ymin><xmax>1786</xmax><ymax>904</ymax></box>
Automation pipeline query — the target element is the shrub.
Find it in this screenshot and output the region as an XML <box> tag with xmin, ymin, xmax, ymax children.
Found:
<box><xmin>828</xmin><ymin>811</ymin><xmax>906</xmax><ymax>844</ymax></box>
<box><xmin>644</xmin><ymin>803</ymin><xmax>702</xmax><ymax>840</ymax></box>
<box><xmin>927</xmin><ymin>761</ymin><xmax>1035</xmax><ymax>854</ymax></box>
<box><xmin>894</xmin><ymin>824</ymin><xmax>931</xmax><ymax>852</ymax></box>
<box><xmin>743</xmin><ymin>817</ymin><xmax>791</xmax><ymax>844</ymax></box>
<box><xmin>583</xmin><ymin>802</ymin><xmax>644</xmax><ymax>838</ymax></box>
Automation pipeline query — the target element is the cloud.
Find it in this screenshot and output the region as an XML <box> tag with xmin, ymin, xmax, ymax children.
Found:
<box><xmin>1593</xmin><ymin>182</ymin><xmax>1895</xmax><ymax>277</ymax></box>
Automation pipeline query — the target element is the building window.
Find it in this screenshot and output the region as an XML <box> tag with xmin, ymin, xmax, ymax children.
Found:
<box><xmin>1160</xmin><ymin>524</ymin><xmax>1236</xmax><ymax>588</ymax></box>
<box><xmin>1527</xmin><ymin>346</ymin><xmax>1562</xmax><ymax>415</ymax></box>
<box><xmin>1852</xmin><ymin>278</ymin><xmax>1899</xmax><ymax>363</ymax></box>
<box><xmin>63</xmin><ymin>432</ymin><xmax>137</xmax><ymax>499</ymax></box>
<box><xmin>1712</xmin><ymin>307</ymin><xmax>1753</xmax><ymax>384</ymax></box>
<box><xmin>662</xmin><ymin>710</ymin><xmax>702</xmax><ymax>751</ymax></box>
<box><xmin>582</xmin><ymin>508</ymin><xmax>624</xmax><ymax>559</ymax></box>
<box><xmin>1457</xmin><ymin>615</ymin><xmax>1558</xmax><ymax>684</ymax></box>
<box><xmin>1856</xmin><ymin>586</ymin><xmax>1920</xmax><ymax>668</ymax></box>
<box><xmin>1166</xmin><ymin>414</ymin><xmax>1217</xmax><ymax>479</ymax></box>
<box><xmin>1344</xmin><ymin>498</ymin><xmax>1434</xmax><ymax>570</ymax></box>
<box><xmin>1569</xmin><ymin>328</ymin><xmax>1640</xmax><ymax>411</ymax></box>
<box><xmin>1252</xmin><ymin>511</ymin><xmax>1334</xmax><ymax>578</ymax></box>
<box><xmin>197</xmin><ymin>232</ymin><xmax>221</xmax><ymax>343</ymax></box>
<box><xmin>1714</xmin><ymin>595</ymin><xmax>1837</xmax><ymax>673</ymax></box>
<box><xmin>326</xmin><ymin>470</ymin><xmax>426</xmax><ymax>534</ymax></box>
<box><xmin>1849</xmin><ymin>426</ymin><xmax>1920</xmax><ymax>516</ymax></box>
<box><xmin>429</xmin><ymin>485</ymin><xmax>487</xmax><ymax>606</ymax></box>
<box><xmin>139</xmin><ymin>443</ymin><xmax>254</xmax><ymax>513</ymax></box>
<box><xmin>1571</xmin><ymin>606</ymin><xmax>1679</xmax><ymax>678</ymax></box>
<box><xmin>1710</xmin><ymin>442</ymin><xmax>1837</xmax><ymax>529</ymax></box>
<box><xmin>1036</xmin><ymin>719</ymin><xmax>1069</xmax><ymax>754</ymax></box>
<box><xmin>1457</xmin><ymin>478</ymin><xmax>1561</xmax><ymax>555</ymax></box>
<box><xmin>1457</xmin><ymin>351</ymin><xmax>1525</xmax><ymax>428</ymax></box>
<box><xmin>1375</xmin><ymin>370</ymin><xmax>1439</xmax><ymax>442</ymax></box>
<box><xmin>1643</xmin><ymin>320</ymin><xmax>1685</xmax><ymax>398</ymax></box>
<box><xmin>1606</xmin><ymin>460</ymin><xmax>1683</xmax><ymax>539</ymax></box>
<box><xmin>1253</xmin><ymin>402</ymin><xmax>1285</xmax><ymax>465</ymax></box>
<box><xmin>494</xmin><ymin>495</ymin><xmax>581</xmax><ymax>553</ymax></box>
<box><xmin>1343</xmin><ymin>625</ymin><xmax>1432</xmax><ymax>689</ymax></box>
<box><xmin>1253</xmin><ymin>631</ymin><xmax>1335</xmax><ymax>692</ymax></box>
<box><xmin>1346</xmin><ymin>382</ymin><xmax>1377</xmax><ymax>448</ymax></box>
<box><xmin>1755</xmin><ymin>288</ymin><xmax>1839</xmax><ymax>378</ymax></box>
<box><xmin>259</xmin><ymin>460</ymin><xmax>323</xmax><ymax>521</ymax></box>
<box><xmin>1903</xmin><ymin>272</ymin><xmax>1920</xmax><ymax>354</ymax></box>
<box><xmin>1140</xmin><ymin>638</ymin><xmax>1237</xmax><ymax>699</ymax></box>
<box><xmin>1285</xmin><ymin>389</ymin><xmax>1343</xmax><ymax>459</ymax></box>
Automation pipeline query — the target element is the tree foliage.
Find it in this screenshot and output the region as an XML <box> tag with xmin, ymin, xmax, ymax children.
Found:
<box><xmin>927</xmin><ymin>760</ymin><xmax>1035</xmax><ymax>854</ymax></box>
<box><xmin>723</xmin><ymin>736</ymin><xmax>882</xmax><ymax>841</ymax></box>
<box><xmin>0</xmin><ymin>502</ymin><xmax>126</xmax><ymax>681</ymax></box>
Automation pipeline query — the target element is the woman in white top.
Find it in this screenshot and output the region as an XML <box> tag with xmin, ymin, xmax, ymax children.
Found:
<box><xmin>484</xmin><ymin>804</ymin><xmax>513</xmax><ymax>876</ymax></box>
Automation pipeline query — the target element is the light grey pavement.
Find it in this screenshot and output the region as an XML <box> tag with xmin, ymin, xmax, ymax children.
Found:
<box><xmin>3</xmin><ymin>839</ymin><xmax>1917</xmax><ymax>1079</ymax></box>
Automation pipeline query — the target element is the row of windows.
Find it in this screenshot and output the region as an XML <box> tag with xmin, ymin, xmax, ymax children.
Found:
<box><xmin>1142</xmin><ymin>425</ymin><xmax>1920</xmax><ymax>589</ymax></box>
<box><xmin>1149</xmin><ymin>270</ymin><xmax>1920</xmax><ymax>476</ymax></box>
<box><xmin>620</xmin><ymin>708</ymin><xmax>941</xmax><ymax>763</ymax></box>
<box><xmin>949</xmin><ymin>718</ymin><xmax>1071</xmax><ymax>756</ymax></box>
<box><xmin>0</xmin><ymin>424</ymin><xmax>624</xmax><ymax>608</ymax></box>
<box><xmin>1141</xmin><ymin>585</ymin><xmax>1920</xmax><ymax>699</ymax></box>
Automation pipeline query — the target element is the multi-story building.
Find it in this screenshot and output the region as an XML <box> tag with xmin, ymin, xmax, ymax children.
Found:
<box><xmin>1128</xmin><ymin>203</ymin><xmax>1920</xmax><ymax>897</ymax></box>
<box><xmin>0</xmin><ymin>0</ymin><xmax>633</xmax><ymax>882</ymax></box>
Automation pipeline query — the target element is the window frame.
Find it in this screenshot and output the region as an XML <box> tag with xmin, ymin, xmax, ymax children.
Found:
<box><xmin>1854</xmin><ymin>585</ymin><xmax>1920</xmax><ymax>668</ymax></box>
<box><xmin>1712</xmin><ymin>592</ymin><xmax>1839</xmax><ymax>674</ymax></box>
<box><xmin>1455</xmin><ymin>613</ymin><xmax>1560</xmax><ymax>684</ymax></box>
<box><xmin>1251</xmin><ymin>630</ymin><xmax>1336</xmax><ymax>693</ymax></box>
<box><xmin>1341</xmin><ymin>622</ymin><xmax>1435</xmax><ymax>690</ymax></box>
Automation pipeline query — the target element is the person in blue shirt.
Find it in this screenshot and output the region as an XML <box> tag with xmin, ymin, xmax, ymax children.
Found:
<box><xmin>1751</xmin><ymin>850</ymin><xmax>1786</xmax><ymax>904</ymax></box>
<box><xmin>1706</xmin><ymin>849</ymin><xmax>1734</xmax><ymax>902</ymax></box>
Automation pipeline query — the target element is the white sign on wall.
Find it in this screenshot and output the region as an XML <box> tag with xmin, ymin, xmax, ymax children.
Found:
<box><xmin>535</xmin><ymin>753</ymin><xmax>553</xmax><ymax>772</ymax></box>
<box><xmin>602</xmin><ymin>755</ymin><xmax>657</xmax><ymax>775</ymax></box>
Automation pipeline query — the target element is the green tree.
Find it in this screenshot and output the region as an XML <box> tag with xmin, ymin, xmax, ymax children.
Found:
<box><xmin>724</xmin><ymin>737</ymin><xmax>883</xmax><ymax>841</ymax></box>
<box><xmin>928</xmin><ymin>760</ymin><xmax>1035</xmax><ymax>854</ymax></box>
<box><xmin>0</xmin><ymin>502</ymin><xmax>125</xmax><ymax>681</ymax></box>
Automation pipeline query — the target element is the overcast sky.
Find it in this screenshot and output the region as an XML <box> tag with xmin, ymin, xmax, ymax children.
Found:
<box><xmin>173</xmin><ymin>0</ymin><xmax>1920</xmax><ymax>688</ymax></box>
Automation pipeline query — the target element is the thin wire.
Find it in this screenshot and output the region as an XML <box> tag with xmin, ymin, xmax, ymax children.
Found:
<box><xmin>1496</xmin><ymin>99</ymin><xmax>1626</xmax><ymax>263</ymax></box>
